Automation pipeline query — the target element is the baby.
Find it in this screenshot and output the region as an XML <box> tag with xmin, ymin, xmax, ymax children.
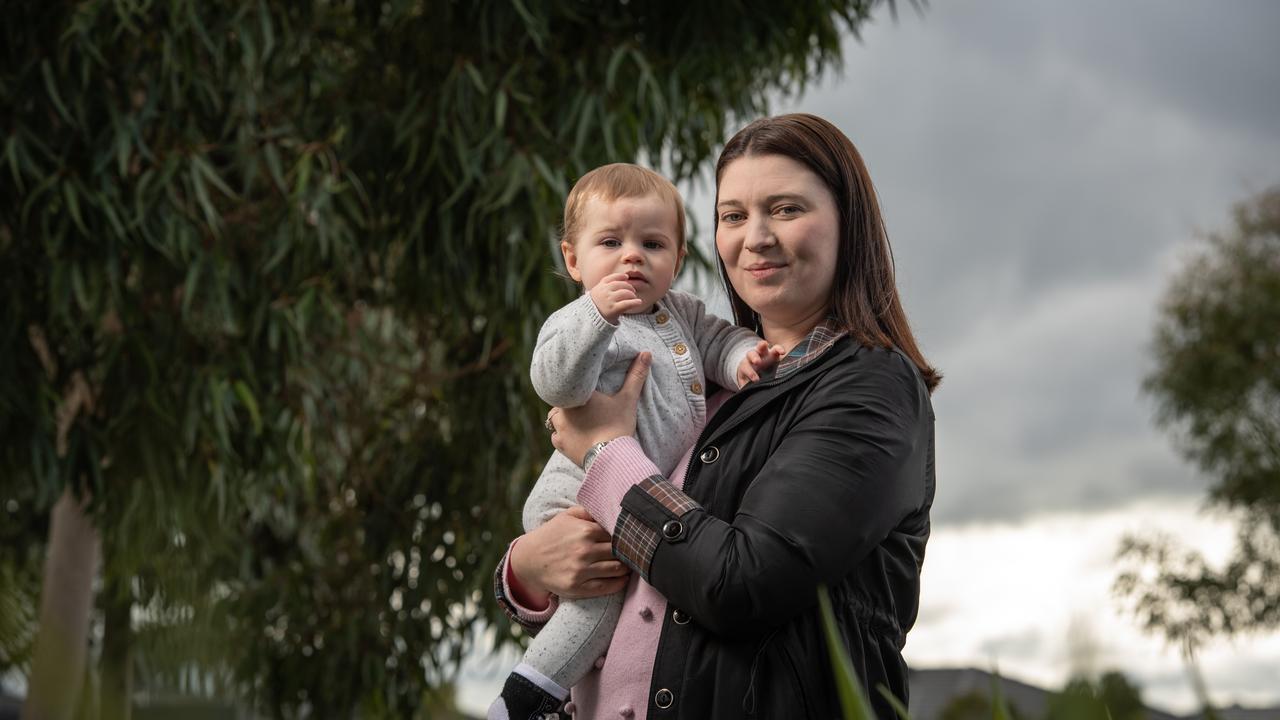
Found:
<box><xmin>489</xmin><ymin>163</ymin><xmax>781</xmax><ymax>719</ymax></box>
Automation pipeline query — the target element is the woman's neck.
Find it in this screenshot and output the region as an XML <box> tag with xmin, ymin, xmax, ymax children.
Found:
<box><xmin>759</xmin><ymin>305</ymin><xmax>830</xmax><ymax>353</ymax></box>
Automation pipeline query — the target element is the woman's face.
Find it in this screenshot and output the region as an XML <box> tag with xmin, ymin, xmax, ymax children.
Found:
<box><xmin>716</xmin><ymin>153</ymin><xmax>840</xmax><ymax>333</ymax></box>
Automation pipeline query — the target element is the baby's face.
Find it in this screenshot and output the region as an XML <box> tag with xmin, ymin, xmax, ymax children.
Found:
<box><xmin>562</xmin><ymin>194</ymin><xmax>683</xmax><ymax>314</ymax></box>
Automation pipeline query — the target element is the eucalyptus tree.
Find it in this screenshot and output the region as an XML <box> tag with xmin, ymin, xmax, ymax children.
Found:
<box><xmin>1</xmin><ymin>0</ymin><xmax>892</xmax><ymax>716</ymax></box>
<box><xmin>1117</xmin><ymin>186</ymin><xmax>1280</xmax><ymax>673</ymax></box>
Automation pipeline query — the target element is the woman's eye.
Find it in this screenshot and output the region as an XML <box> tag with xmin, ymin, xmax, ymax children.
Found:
<box><xmin>776</xmin><ymin>205</ymin><xmax>801</xmax><ymax>216</ymax></box>
<box><xmin>721</xmin><ymin>212</ymin><xmax>744</xmax><ymax>223</ymax></box>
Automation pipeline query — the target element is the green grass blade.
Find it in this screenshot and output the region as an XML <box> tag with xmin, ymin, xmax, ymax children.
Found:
<box><xmin>818</xmin><ymin>585</ymin><xmax>876</xmax><ymax>720</ymax></box>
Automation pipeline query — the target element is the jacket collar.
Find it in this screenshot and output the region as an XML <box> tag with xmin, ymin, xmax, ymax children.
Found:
<box><xmin>760</xmin><ymin>318</ymin><xmax>848</xmax><ymax>383</ymax></box>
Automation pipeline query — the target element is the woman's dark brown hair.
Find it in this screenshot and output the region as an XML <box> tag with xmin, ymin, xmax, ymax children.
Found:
<box><xmin>714</xmin><ymin>113</ymin><xmax>941</xmax><ymax>392</ymax></box>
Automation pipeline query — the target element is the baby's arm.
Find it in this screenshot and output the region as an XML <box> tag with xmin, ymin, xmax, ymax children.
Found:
<box><xmin>530</xmin><ymin>294</ymin><xmax>618</xmax><ymax>408</ymax></box>
<box><xmin>663</xmin><ymin>290</ymin><xmax>768</xmax><ymax>389</ymax></box>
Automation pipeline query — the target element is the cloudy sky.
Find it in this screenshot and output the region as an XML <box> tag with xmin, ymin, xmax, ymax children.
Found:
<box><xmin>462</xmin><ymin>1</ymin><xmax>1280</xmax><ymax>714</ymax></box>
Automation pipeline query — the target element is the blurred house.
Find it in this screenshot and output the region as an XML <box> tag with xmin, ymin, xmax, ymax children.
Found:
<box><xmin>907</xmin><ymin>667</ymin><xmax>1280</xmax><ymax>720</ymax></box>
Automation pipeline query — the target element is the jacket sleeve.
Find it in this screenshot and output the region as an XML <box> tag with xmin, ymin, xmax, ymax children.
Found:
<box><xmin>530</xmin><ymin>293</ymin><xmax>618</xmax><ymax>408</ymax></box>
<box><xmin>663</xmin><ymin>290</ymin><xmax>759</xmax><ymax>390</ymax></box>
<box><xmin>578</xmin><ymin>349</ymin><xmax>930</xmax><ymax>637</ymax></box>
<box><xmin>492</xmin><ymin>541</ymin><xmax>559</xmax><ymax>635</ymax></box>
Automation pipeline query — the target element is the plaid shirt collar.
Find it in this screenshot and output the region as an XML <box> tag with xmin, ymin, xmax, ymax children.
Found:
<box><xmin>760</xmin><ymin>318</ymin><xmax>848</xmax><ymax>383</ymax></box>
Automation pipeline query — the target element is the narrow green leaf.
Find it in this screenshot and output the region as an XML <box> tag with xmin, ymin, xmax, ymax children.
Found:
<box><xmin>210</xmin><ymin>379</ymin><xmax>231</xmax><ymax>449</ymax></box>
<box><xmin>4</xmin><ymin>135</ymin><xmax>24</xmax><ymax>192</ymax></box>
<box><xmin>876</xmin><ymin>684</ymin><xmax>911</xmax><ymax>720</ymax></box>
<box><xmin>193</xmin><ymin>154</ymin><xmax>235</xmax><ymax>198</ymax></box>
<box><xmin>182</xmin><ymin>261</ymin><xmax>201</xmax><ymax>318</ymax></box>
<box><xmin>494</xmin><ymin>89</ymin><xmax>508</xmax><ymax>129</ymax></box>
<box><xmin>233</xmin><ymin>380</ymin><xmax>263</xmax><ymax>435</ymax></box>
<box><xmin>529</xmin><ymin>154</ymin><xmax>564</xmax><ymax>197</ymax></box>
<box><xmin>190</xmin><ymin>163</ymin><xmax>219</xmax><ymax>229</ymax></box>
<box><xmin>41</xmin><ymin>60</ymin><xmax>74</xmax><ymax>123</ymax></box>
<box><xmin>606</xmin><ymin>45</ymin><xmax>628</xmax><ymax>93</ymax></box>
<box><xmin>818</xmin><ymin>585</ymin><xmax>875</xmax><ymax>720</ymax></box>
<box><xmin>63</xmin><ymin>182</ymin><xmax>88</xmax><ymax>235</ymax></box>
<box><xmin>463</xmin><ymin>62</ymin><xmax>487</xmax><ymax>94</ymax></box>
<box><xmin>263</xmin><ymin>142</ymin><xmax>286</xmax><ymax>192</ymax></box>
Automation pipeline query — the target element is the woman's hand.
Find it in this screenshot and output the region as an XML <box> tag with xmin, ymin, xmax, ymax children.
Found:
<box><xmin>549</xmin><ymin>352</ymin><xmax>651</xmax><ymax>466</ymax></box>
<box><xmin>509</xmin><ymin>506</ymin><xmax>630</xmax><ymax>600</ymax></box>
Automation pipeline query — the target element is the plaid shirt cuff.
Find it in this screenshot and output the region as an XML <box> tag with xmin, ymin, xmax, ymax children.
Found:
<box><xmin>613</xmin><ymin>476</ymin><xmax>701</xmax><ymax>581</ymax></box>
<box><xmin>493</xmin><ymin>542</ymin><xmax>557</xmax><ymax>635</ymax></box>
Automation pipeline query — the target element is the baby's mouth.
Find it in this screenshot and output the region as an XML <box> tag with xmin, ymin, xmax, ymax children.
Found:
<box><xmin>625</xmin><ymin>272</ymin><xmax>649</xmax><ymax>285</ymax></box>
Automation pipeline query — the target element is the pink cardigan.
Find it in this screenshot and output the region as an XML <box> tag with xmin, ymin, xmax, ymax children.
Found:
<box><xmin>503</xmin><ymin>394</ymin><xmax>729</xmax><ymax>719</ymax></box>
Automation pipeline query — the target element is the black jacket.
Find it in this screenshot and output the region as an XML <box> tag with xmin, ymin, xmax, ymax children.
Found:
<box><xmin>631</xmin><ymin>338</ymin><xmax>935</xmax><ymax>719</ymax></box>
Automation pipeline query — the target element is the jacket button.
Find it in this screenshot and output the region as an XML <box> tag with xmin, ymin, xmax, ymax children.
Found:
<box><xmin>661</xmin><ymin>520</ymin><xmax>684</xmax><ymax>541</ymax></box>
<box><xmin>655</xmin><ymin>312</ymin><xmax>669</xmax><ymax>325</ymax></box>
<box><xmin>690</xmin><ymin>381</ymin><xmax>702</xmax><ymax>395</ymax></box>
<box><xmin>639</xmin><ymin>606</ymin><xmax>654</xmax><ymax>621</ymax></box>
<box><xmin>673</xmin><ymin>342</ymin><xmax>687</xmax><ymax>355</ymax></box>
<box><xmin>595</xmin><ymin>655</ymin><xmax>606</xmax><ymax>669</ymax></box>
<box><xmin>564</xmin><ymin>701</ymin><xmax>577</xmax><ymax>714</ymax></box>
<box><xmin>699</xmin><ymin>446</ymin><xmax>719</xmax><ymax>464</ymax></box>
<box><xmin>672</xmin><ymin>608</ymin><xmax>690</xmax><ymax>625</ymax></box>
<box><xmin>654</xmin><ymin>689</ymin><xmax>674</xmax><ymax>709</ymax></box>
<box><xmin>618</xmin><ymin>706</ymin><xmax>634</xmax><ymax>718</ymax></box>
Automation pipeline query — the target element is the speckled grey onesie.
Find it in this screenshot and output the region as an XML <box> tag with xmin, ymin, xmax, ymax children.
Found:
<box><xmin>522</xmin><ymin>289</ymin><xmax>759</xmax><ymax>689</ymax></box>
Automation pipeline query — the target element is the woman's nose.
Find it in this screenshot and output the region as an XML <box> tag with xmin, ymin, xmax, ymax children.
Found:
<box><xmin>744</xmin><ymin>217</ymin><xmax>777</xmax><ymax>252</ymax></box>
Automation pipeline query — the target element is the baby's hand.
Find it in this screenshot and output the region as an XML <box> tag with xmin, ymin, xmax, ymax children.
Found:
<box><xmin>590</xmin><ymin>273</ymin><xmax>646</xmax><ymax>323</ymax></box>
<box><xmin>736</xmin><ymin>340</ymin><xmax>786</xmax><ymax>388</ymax></box>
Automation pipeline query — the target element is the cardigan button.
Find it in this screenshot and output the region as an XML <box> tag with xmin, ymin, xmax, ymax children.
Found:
<box><xmin>655</xmin><ymin>312</ymin><xmax>669</xmax><ymax>325</ymax></box>
<box><xmin>672</xmin><ymin>608</ymin><xmax>691</xmax><ymax>625</ymax></box>
<box><xmin>690</xmin><ymin>381</ymin><xmax>703</xmax><ymax>395</ymax></box>
<box><xmin>654</xmin><ymin>688</ymin><xmax>674</xmax><ymax>709</ymax></box>
<box><xmin>699</xmin><ymin>446</ymin><xmax>719</xmax><ymax>464</ymax></box>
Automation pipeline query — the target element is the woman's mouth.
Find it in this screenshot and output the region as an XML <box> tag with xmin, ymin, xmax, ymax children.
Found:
<box><xmin>745</xmin><ymin>263</ymin><xmax>786</xmax><ymax>279</ymax></box>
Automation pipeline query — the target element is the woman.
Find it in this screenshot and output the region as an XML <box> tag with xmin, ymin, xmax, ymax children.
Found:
<box><xmin>497</xmin><ymin>113</ymin><xmax>939</xmax><ymax>719</ymax></box>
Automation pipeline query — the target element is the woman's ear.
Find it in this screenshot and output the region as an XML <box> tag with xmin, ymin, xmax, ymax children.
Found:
<box><xmin>560</xmin><ymin>240</ymin><xmax>582</xmax><ymax>282</ymax></box>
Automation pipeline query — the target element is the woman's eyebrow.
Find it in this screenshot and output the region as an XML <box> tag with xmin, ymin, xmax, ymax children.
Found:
<box><xmin>716</xmin><ymin>193</ymin><xmax>806</xmax><ymax>209</ymax></box>
<box><xmin>762</xmin><ymin>193</ymin><xmax>806</xmax><ymax>205</ymax></box>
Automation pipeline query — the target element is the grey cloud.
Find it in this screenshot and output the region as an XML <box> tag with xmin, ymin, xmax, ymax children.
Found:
<box><xmin>679</xmin><ymin>1</ymin><xmax>1279</xmax><ymax>526</ymax></box>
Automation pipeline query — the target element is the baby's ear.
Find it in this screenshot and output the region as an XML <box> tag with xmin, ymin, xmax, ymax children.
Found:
<box><xmin>560</xmin><ymin>240</ymin><xmax>582</xmax><ymax>282</ymax></box>
<box><xmin>675</xmin><ymin>245</ymin><xmax>688</xmax><ymax>274</ymax></box>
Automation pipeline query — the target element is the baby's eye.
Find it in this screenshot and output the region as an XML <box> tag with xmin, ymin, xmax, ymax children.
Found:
<box><xmin>601</xmin><ymin>238</ymin><xmax>621</xmax><ymax>247</ymax></box>
<box><xmin>644</xmin><ymin>240</ymin><xmax>665</xmax><ymax>250</ymax></box>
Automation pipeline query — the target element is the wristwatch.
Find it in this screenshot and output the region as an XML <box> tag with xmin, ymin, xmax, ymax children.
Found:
<box><xmin>582</xmin><ymin>440</ymin><xmax>611</xmax><ymax>473</ymax></box>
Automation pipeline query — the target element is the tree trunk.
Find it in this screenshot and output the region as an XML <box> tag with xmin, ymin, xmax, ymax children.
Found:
<box><xmin>100</xmin><ymin>577</ymin><xmax>133</xmax><ymax>720</ymax></box>
<box><xmin>23</xmin><ymin>487</ymin><xmax>101</xmax><ymax>720</ymax></box>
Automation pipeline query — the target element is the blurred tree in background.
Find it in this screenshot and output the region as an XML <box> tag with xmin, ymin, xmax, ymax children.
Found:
<box><xmin>1046</xmin><ymin>672</ymin><xmax>1146</xmax><ymax>720</ymax></box>
<box><xmin>1116</xmin><ymin>186</ymin><xmax>1280</xmax><ymax>703</ymax></box>
<box><xmin>1</xmin><ymin>0</ymin><xmax>891</xmax><ymax>717</ymax></box>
